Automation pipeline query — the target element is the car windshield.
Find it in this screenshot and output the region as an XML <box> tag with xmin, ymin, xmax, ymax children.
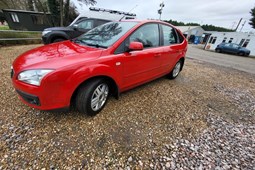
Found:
<box><xmin>74</xmin><ymin>21</ymin><xmax>138</xmax><ymax>48</ymax></box>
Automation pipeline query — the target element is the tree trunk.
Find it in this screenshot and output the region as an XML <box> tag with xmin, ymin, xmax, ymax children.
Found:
<box><xmin>60</xmin><ymin>0</ymin><xmax>63</xmax><ymax>26</ymax></box>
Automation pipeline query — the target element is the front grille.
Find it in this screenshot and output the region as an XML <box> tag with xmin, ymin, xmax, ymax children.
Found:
<box><xmin>16</xmin><ymin>90</ymin><xmax>40</xmax><ymax>106</ymax></box>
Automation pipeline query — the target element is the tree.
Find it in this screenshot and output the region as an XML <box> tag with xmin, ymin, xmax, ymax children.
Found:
<box><xmin>249</xmin><ymin>6</ymin><xmax>255</xmax><ymax>29</ymax></box>
<box><xmin>47</xmin><ymin>0</ymin><xmax>96</xmax><ymax>26</ymax></box>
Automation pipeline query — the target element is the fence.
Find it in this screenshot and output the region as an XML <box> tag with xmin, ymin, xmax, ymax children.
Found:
<box><xmin>0</xmin><ymin>30</ymin><xmax>42</xmax><ymax>45</ymax></box>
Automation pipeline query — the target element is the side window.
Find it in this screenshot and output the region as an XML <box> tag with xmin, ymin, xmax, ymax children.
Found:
<box><xmin>162</xmin><ymin>24</ymin><xmax>178</xmax><ymax>45</ymax></box>
<box><xmin>212</xmin><ymin>37</ymin><xmax>217</xmax><ymax>44</ymax></box>
<box><xmin>77</xmin><ymin>20</ymin><xmax>93</xmax><ymax>29</ymax></box>
<box><xmin>222</xmin><ymin>37</ymin><xmax>227</xmax><ymax>43</ymax></box>
<box><xmin>242</xmin><ymin>39</ymin><xmax>250</xmax><ymax>47</ymax></box>
<box><xmin>239</xmin><ymin>39</ymin><xmax>245</xmax><ymax>46</ymax></box>
<box><xmin>10</xmin><ymin>13</ymin><xmax>19</xmax><ymax>23</ymax></box>
<box><xmin>228</xmin><ymin>38</ymin><xmax>233</xmax><ymax>43</ymax></box>
<box><xmin>224</xmin><ymin>43</ymin><xmax>230</xmax><ymax>47</ymax></box>
<box><xmin>129</xmin><ymin>24</ymin><xmax>159</xmax><ymax>48</ymax></box>
<box><xmin>233</xmin><ymin>44</ymin><xmax>239</xmax><ymax>48</ymax></box>
<box><xmin>95</xmin><ymin>20</ymin><xmax>109</xmax><ymax>27</ymax></box>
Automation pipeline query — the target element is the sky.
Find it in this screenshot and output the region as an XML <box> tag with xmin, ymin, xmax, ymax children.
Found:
<box><xmin>72</xmin><ymin>0</ymin><xmax>255</xmax><ymax>33</ymax></box>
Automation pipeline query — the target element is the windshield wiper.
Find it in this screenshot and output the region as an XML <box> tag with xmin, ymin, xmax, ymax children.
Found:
<box><xmin>71</xmin><ymin>39</ymin><xmax>86</xmax><ymax>44</ymax></box>
<box><xmin>85</xmin><ymin>43</ymin><xmax>107</xmax><ymax>49</ymax></box>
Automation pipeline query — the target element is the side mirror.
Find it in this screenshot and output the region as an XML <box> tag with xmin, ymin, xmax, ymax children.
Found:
<box><xmin>128</xmin><ymin>42</ymin><xmax>143</xmax><ymax>51</ymax></box>
<box><xmin>73</xmin><ymin>24</ymin><xmax>78</xmax><ymax>30</ymax></box>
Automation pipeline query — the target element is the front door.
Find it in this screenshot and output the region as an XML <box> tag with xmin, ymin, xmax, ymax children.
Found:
<box><xmin>121</xmin><ymin>24</ymin><xmax>162</xmax><ymax>89</ymax></box>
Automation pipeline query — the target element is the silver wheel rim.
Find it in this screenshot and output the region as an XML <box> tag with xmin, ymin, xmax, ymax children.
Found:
<box><xmin>173</xmin><ymin>62</ymin><xmax>181</xmax><ymax>77</ymax></box>
<box><xmin>91</xmin><ymin>83</ymin><xmax>109</xmax><ymax>111</ymax></box>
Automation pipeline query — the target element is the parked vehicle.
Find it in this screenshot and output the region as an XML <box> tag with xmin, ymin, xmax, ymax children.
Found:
<box><xmin>42</xmin><ymin>7</ymin><xmax>136</xmax><ymax>44</ymax></box>
<box><xmin>215</xmin><ymin>43</ymin><xmax>250</xmax><ymax>56</ymax></box>
<box><xmin>12</xmin><ymin>20</ymin><xmax>188</xmax><ymax>115</ymax></box>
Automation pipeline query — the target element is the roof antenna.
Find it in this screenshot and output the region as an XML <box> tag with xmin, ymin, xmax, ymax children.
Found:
<box><xmin>119</xmin><ymin>5</ymin><xmax>138</xmax><ymax>21</ymax></box>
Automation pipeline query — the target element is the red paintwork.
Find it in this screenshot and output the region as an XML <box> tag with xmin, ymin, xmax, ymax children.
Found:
<box><xmin>12</xmin><ymin>20</ymin><xmax>188</xmax><ymax>110</ymax></box>
<box><xmin>129</xmin><ymin>42</ymin><xmax>143</xmax><ymax>51</ymax></box>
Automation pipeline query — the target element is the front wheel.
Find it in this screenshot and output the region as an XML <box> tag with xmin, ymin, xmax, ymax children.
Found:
<box><xmin>168</xmin><ymin>60</ymin><xmax>182</xmax><ymax>79</ymax></box>
<box><xmin>75</xmin><ymin>79</ymin><xmax>109</xmax><ymax>116</ymax></box>
<box><xmin>215</xmin><ymin>48</ymin><xmax>221</xmax><ymax>53</ymax></box>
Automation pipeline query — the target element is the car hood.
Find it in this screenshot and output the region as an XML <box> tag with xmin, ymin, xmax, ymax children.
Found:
<box><xmin>44</xmin><ymin>26</ymin><xmax>74</xmax><ymax>32</ymax></box>
<box><xmin>240</xmin><ymin>47</ymin><xmax>250</xmax><ymax>52</ymax></box>
<box><xmin>13</xmin><ymin>41</ymin><xmax>103</xmax><ymax>71</ymax></box>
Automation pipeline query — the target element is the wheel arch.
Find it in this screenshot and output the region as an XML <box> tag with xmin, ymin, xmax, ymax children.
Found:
<box><xmin>70</xmin><ymin>75</ymin><xmax>119</xmax><ymax>107</ymax></box>
<box><xmin>179</xmin><ymin>57</ymin><xmax>185</xmax><ymax>71</ymax></box>
<box><xmin>48</xmin><ymin>31</ymin><xmax>69</xmax><ymax>43</ymax></box>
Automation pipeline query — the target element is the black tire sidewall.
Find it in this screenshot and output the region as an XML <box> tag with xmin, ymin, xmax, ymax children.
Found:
<box><xmin>169</xmin><ymin>60</ymin><xmax>182</xmax><ymax>79</ymax></box>
<box><xmin>76</xmin><ymin>79</ymin><xmax>109</xmax><ymax>116</ymax></box>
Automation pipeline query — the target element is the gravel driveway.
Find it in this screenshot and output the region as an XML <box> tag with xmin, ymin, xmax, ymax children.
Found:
<box><xmin>0</xmin><ymin>44</ymin><xmax>254</xmax><ymax>169</ymax></box>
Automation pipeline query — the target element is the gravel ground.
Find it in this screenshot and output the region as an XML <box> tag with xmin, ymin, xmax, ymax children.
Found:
<box><xmin>0</xmin><ymin>44</ymin><xmax>255</xmax><ymax>169</ymax></box>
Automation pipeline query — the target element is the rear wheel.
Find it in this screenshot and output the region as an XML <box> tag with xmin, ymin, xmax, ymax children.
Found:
<box><xmin>75</xmin><ymin>79</ymin><xmax>109</xmax><ymax>116</ymax></box>
<box><xmin>168</xmin><ymin>60</ymin><xmax>182</xmax><ymax>79</ymax></box>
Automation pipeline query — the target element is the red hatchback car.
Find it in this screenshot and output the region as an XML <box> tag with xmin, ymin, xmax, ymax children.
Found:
<box><xmin>11</xmin><ymin>20</ymin><xmax>188</xmax><ymax>115</ymax></box>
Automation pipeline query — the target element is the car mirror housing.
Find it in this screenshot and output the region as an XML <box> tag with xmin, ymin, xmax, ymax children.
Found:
<box><xmin>128</xmin><ymin>42</ymin><xmax>143</xmax><ymax>51</ymax></box>
<box><xmin>73</xmin><ymin>24</ymin><xmax>78</xmax><ymax>30</ymax></box>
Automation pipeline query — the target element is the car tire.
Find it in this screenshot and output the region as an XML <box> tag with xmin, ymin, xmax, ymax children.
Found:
<box><xmin>238</xmin><ymin>52</ymin><xmax>245</xmax><ymax>56</ymax></box>
<box><xmin>215</xmin><ymin>48</ymin><xmax>221</xmax><ymax>53</ymax></box>
<box><xmin>52</xmin><ymin>38</ymin><xmax>65</xmax><ymax>43</ymax></box>
<box><xmin>168</xmin><ymin>60</ymin><xmax>182</xmax><ymax>79</ymax></box>
<box><xmin>75</xmin><ymin>79</ymin><xmax>110</xmax><ymax>116</ymax></box>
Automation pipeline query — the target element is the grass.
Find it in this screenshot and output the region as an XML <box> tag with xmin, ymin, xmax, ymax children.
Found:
<box><xmin>0</xmin><ymin>25</ymin><xmax>10</xmax><ymax>30</ymax></box>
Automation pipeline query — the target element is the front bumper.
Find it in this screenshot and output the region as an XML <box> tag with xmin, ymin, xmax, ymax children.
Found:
<box><xmin>12</xmin><ymin>78</ymin><xmax>71</xmax><ymax>111</ymax></box>
<box><xmin>16</xmin><ymin>90</ymin><xmax>40</xmax><ymax>106</ymax></box>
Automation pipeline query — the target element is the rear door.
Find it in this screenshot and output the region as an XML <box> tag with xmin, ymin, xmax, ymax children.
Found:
<box><xmin>159</xmin><ymin>24</ymin><xmax>185</xmax><ymax>73</ymax></box>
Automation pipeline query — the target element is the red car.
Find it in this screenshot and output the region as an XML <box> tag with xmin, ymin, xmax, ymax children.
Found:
<box><xmin>11</xmin><ymin>20</ymin><xmax>188</xmax><ymax>115</ymax></box>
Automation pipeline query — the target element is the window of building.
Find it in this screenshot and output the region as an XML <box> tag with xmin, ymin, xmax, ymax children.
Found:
<box><xmin>162</xmin><ymin>24</ymin><xmax>178</xmax><ymax>45</ymax></box>
<box><xmin>209</xmin><ymin>36</ymin><xmax>213</xmax><ymax>43</ymax></box>
<box><xmin>228</xmin><ymin>38</ymin><xmax>233</xmax><ymax>43</ymax></box>
<box><xmin>222</xmin><ymin>37</ymin><xmax>227</xmax><ymax>43</ymax></box>
<box><xmin>239</xmin><ymin>39</ymin><xmax>245</xmax><ymax>46</ymax></box>
<box><xmin>212</xmin><ymin>37</ymin><xmax>217</xmax><ymax>44</ymax></box>
<box><xmin>242</xmin><ymin>39</ymin><xmax>250</xmax><ymax>47</ymax></box>
<box><xmin>10</xmin><ymin>13</ymin><xmax>19</xmax><ymax>23</ymax></box>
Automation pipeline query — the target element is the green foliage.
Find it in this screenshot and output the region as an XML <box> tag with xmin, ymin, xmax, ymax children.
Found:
<box><xmin>249</xmin><ymin>6</ymin><xmax>255</xmax><ymax>29</ymax></box>
<box><xmin>0</xmin><ymin>26</ymin><xmax>10</xmax><ymax>30</ymax></box>
<box><xmin>165</xmin><ymin>19</ymin><xmax>233</xmax><ymax>32</ymax></box>
<box><xmin>202</xmin><ymin>24</ymin><xmax>233</xmax><ymax>32</ymax></box>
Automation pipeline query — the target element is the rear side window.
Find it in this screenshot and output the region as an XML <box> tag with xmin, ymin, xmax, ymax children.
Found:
<box><xmin>129</xmin><ymin>24</ymin><xmax>160</xmax><ymax>48</ymax></box>
<box><xmin>162</xmin><ymin>24</ymin><xmax>178</xmax><ymax>45</ymax></box>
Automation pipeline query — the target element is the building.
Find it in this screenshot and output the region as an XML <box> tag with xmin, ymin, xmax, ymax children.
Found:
<box><xmin>176</xmin><ymin>26</ymin><xmax>204</xmax><ymax>43</ymax></box>
<box><xmin>204</xmin><ymin>32</ymin><xmax>255</xmax><ymax>56</ymax></box>
<box><xmin>2</xmin><ymin>9</ymin><xmax>57</xmax><ymax>31</ymax></box>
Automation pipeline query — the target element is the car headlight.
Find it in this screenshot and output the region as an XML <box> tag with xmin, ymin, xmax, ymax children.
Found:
<box><xmin>18</xmin><ymin>69</ymin><xmax>54</xmax><ymax>86</ymax></box>
<box><xmin>42</xmin><ymin>30</ymin><xmax>52</xmax><ymax>36</ymax></box>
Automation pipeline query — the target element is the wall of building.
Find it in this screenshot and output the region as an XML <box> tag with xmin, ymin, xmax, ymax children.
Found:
<box><xmin>204</xmin><ymin>32</ymin><xmax>255</xmax><ymax>56</ymax></box>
